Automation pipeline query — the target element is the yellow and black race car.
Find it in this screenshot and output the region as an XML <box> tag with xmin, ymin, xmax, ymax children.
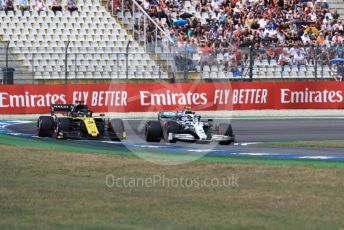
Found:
<box><xmin>37</xmin><ymin>101</ymin><xmax>126</xmax><ymax>140</ymax></box>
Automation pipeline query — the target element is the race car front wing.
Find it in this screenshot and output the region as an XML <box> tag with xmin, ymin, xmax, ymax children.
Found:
<box><xmin>171</xmin><ymin>133</ymin><xmax>234</xmax><ymax>142</ymax></box>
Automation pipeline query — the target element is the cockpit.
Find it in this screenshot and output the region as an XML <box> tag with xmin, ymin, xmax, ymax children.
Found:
<box><xmin>71</xmin><ymin>104</ymin><xmax>92</xmax><ymax>117</ymax></box>
<box><xmin>180</xmin><ymin>114</ymin><xmax>195</xmax><ymax>122</ymax></box>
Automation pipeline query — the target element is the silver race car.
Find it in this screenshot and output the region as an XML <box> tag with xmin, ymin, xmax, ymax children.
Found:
<box><xmin>145</xmin><ymin>108</ymin><xmax>234</xmax><ymax>145</ymax></box>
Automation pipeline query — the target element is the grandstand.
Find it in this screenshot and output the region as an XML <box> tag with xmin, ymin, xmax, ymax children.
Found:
<box><xmin>118</xmin><ymin>0</ymin><xmax>343</xmax><ymax>80</ymax></box>
<box><xmin>0</xmin><ymin>0</ymin><xmax>169</xmax><ymax>83</ymax></box>
<box><xmin>328</xmin><ymin>0</ymin><xmax>344</xmax><ymax>19</ymax></box>
<box><xmin>0</xmin><ymin>0</ymin><xmax>343</xmax><ymax>83</ymax></box>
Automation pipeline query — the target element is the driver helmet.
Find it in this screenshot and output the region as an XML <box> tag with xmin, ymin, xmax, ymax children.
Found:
<box><xmin>78</xmin><ymin>109</ymin><xmax>88</xmax><ymax>117</ymax></box>
<box><xmin>186</xmin><ymin>114</ymin><xmax>194</xmax><ymax>122</ymax></box>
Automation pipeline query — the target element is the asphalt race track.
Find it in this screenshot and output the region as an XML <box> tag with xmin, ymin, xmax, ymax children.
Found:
<box><xmin>5</xmin><ymin>119</ymin><xmax>344</xmax><ymax>159</ymax></box>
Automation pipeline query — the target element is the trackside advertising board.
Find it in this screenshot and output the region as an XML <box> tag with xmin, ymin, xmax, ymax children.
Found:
<box><xmin>0</xmin><ymin>81</ymin><xmax>343</xmax><ymax>114</ymax></box>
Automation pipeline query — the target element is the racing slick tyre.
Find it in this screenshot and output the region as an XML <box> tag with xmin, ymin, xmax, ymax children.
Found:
<box><xmin>218</xmin><ymin>123</ymin><xmax>234</xmax><ymax>145</ymax></box>
<box><xmin>145</xmin><ymin>121</ymin><xmax>162</xmax><ymax>142</ymax></box>
<box><xmin>110</xmin><ymin>119</ymin><xmax>126</xmax><ymax>141</ymax></box>
<box><xmin>37</xmin><ymin>116</ymin><xmax>54</xmax><ymax>137</ymax></box>
<box><xmin>55</xmin><ymin>118</ymin><xmax>71</xmax><ymax>139</ymax></box>
<box><xmin>163</xmin><ymin>121</ymin><xmax>179</xmax><ymax>143</ymax></box>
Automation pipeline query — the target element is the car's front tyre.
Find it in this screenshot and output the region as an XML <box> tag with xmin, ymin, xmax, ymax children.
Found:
<box><xmin>145</xmin><ymin>121</ymin><xmax>162</xmax><ymax>142</ymax></box>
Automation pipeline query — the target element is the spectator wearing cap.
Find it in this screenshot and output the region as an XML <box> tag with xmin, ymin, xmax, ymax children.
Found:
<box><xmin>67</xmin><ymin>0</ymin><xmax>78</xmax><ymax>12</ymax></box>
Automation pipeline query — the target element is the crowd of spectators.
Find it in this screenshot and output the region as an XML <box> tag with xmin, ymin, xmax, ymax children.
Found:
<box><xmin>1</xmin><ymin>0</ymin><xmax>343</xmax><ymax>76</ymax></box>
<box><xmin>121</xmin><ymin>0</ymin><xmax>344</xmax><ymax>72</ymax></box>
<box><xmin>0</xmin><ymin>0</ymin><xmax>78</xmax><ymax>15</ymax></box>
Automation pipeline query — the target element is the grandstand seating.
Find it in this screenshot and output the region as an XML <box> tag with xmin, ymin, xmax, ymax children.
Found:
<box><xmin>0</xmin><ymin>0</ymin><xmax>342</xmax><ymax>82</ymax></box>
<box><xmin>0</xmin><ymin>0</ymin><xmax>168</xmax><ymax>80</ymax></box>
<box><xmin>328</xmin><ymin>0</ymin><xmax>344</xmax><ymax>19</ymax></box>
<box><xmin>119</xmin><ymin>0</ymin><xmax>343</xmax><ymax>80</ymax></box>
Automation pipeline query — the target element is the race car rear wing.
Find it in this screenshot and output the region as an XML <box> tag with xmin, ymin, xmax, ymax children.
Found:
<box><xmin>51</xmin><ymin>104</ymin><xmax>74</xmax><ymax>115</ymax></box>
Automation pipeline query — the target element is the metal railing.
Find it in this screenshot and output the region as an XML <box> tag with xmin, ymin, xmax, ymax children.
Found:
<box><xmin>0</xmin><ymin>41</ymin><xmax>32</xmax><ymax>84</ymax></box>
<box><xmin>1</xmin><ymin>40</ymin><xmax>343</xmax><ymax>84</ymax></box>
<box><xmin>1</xmin><ymin>40</ymin><xmax>172</xmax><ymax>84</ymax></box>
<box><xmin>172</xmin><ymin>43</ymin><xmax>342</xmax><ymax>81</ymax></box>
<box><xmin>115</xmin><ymin>0</ymin><xmax>177</xmax><ymax>80</ymax></box>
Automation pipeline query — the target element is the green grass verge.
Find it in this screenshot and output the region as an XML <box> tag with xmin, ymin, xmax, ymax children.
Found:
<box><xmin>255</xmin><ymin>140</ymin><xmax>344</xmax><ymax>149</ymax></box>
<box><xmin>0</xmin><ymin>134</ymin><xmax>343</xmax><ymax>167</ymax></box>
<box><xmin>0</xmin><ymin>134</ymin><xmax>131</xmax><ymax>156</ymax></box>
<box><xmin>0</xmin><ymin>144</ymin><xmax>344</xmax><ymax>229</ymax></box>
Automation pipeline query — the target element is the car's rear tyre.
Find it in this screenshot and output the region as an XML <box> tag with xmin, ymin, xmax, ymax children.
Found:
<box><xmin>145</xmin><ymin>121</ymin><xmax>162</xmax><ymax>142</ymax></box>
<box><xmin>110</xmin><ymin>119</ymin><xmax>125</xmax><ymax>141</ymax></box>
<box><xmin>163</xmin><ymin>121</ymin><xmax>179</xmax><ymax>143</ymax></box>
<box><xmin>37</xmin><ymin>116</ymin><xmax>54</xmax><ymax>137</ymax></box>
<box><xmin>218</xmin><ymin>123</ymin><xmax>234</xmax><ymax>145</ymax></box>
<box><xmin>56</xmin><ymin>118</ymin><xmax>71</xmax><ymax>138</ymax></box>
